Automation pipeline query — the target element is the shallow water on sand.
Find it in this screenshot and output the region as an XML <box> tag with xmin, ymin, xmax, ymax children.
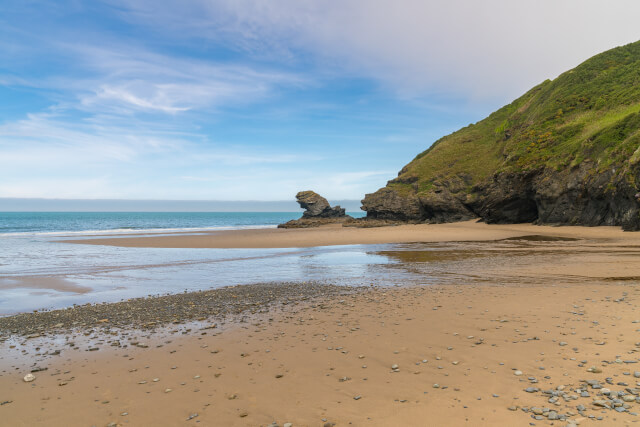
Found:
<box><xmin>0</xmin><ymin>229</ymin><xmax>616</xmax><ymax>315</ymax></box>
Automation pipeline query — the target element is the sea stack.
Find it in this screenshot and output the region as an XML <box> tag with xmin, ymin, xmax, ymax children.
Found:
<box><xmin>278</xmin><ymin>191</ymin><xmax>349</xmax><ymax>228</ymax></box>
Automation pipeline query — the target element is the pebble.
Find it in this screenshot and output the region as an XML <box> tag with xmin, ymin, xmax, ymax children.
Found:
<box><xmin>23</xmin><ymin>373</ymin><xmax>36</xmax><ymax>382</ymax></box>
<box><xmin>514</xmin><ymin>370</ymin><xmax>523</xmax><ymax>376</ymax></box>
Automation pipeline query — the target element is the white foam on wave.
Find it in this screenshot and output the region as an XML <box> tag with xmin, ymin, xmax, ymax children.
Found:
<box><xmin>0</xmin><ymin>224</ymin><xmax>278</xmax><ymax>237</ymax></box>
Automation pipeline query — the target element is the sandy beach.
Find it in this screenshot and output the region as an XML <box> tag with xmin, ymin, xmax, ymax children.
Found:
<box><xmin>2</xmin><ymin>222</ymin><xmax>640</xmax><ymax>426</ymax></box>
<box><xmin>62</xmin><ymin>220</ymin><xmax>639</xmax><ymax>249</ymax></box>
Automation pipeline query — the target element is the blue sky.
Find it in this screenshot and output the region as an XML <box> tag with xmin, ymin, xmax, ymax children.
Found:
<box><xmin>1</xmin><ymin>1</ymin><xmax>640</xmax><ymax>201</ymax></box>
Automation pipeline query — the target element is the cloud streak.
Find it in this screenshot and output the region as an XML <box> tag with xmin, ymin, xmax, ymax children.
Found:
<box><xmin>112</xmin><ymin>0</ymin><xmax>640</xmax><ymax>101</ymax></box>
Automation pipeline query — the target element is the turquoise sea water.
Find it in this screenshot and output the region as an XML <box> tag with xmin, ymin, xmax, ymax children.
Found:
<box><xmin>0</xmin><ymin>212</ymin><xmax>317</xmax><ymax>235</ymax></box>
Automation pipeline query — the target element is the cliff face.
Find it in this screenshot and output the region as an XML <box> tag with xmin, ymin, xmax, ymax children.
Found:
<box><xmin>362</xmin><ymin>41</ymin><xmax>640</xmax><ymax>230</ymax></box>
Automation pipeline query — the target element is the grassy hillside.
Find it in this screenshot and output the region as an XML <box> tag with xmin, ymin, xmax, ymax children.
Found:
<box><xmin>389</xmin><ymin>40</ymin><xmax>640</xmax><ymax>197</ymax></box>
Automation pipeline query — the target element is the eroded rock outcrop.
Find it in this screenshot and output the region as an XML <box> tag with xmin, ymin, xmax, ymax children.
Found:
<box><xmin>361</xmin><ymin>164</ymin><xmax>640</xmax><ymax>231</ymax></box>
<box><xmin>296</xmin><ymin>191</ymin><xmax>346</xmax><ymax>218</ymax></box>
<box><xmin>278</xmin><ymin>191</ymin><xmax>350</xmax><ymax>228</ymax></box>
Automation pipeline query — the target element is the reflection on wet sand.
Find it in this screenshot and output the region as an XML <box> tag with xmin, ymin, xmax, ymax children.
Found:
<box><xmin>0</xmin><ymin>276</ymin><xmax>91</xmax><ymax>294</ymax></box>
<box><xmin>372</xmin><ymin>234</ymin><xmax>640</xmax><ymax>286</ymax></box>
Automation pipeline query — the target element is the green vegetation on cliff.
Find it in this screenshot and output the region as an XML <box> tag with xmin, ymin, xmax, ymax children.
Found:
<box><xmin>391</xmin><ymin>40</ymin><xmax>640</xmax><ymax>196</ymax></box>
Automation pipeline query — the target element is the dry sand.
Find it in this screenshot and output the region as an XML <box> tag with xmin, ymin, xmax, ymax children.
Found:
<box><xmin>2</xmin><ymin>222</ymin><xmax>640</xmax><ymax>426</ymax></box>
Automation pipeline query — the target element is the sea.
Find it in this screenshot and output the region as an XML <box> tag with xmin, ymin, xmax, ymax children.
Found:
<box><xmin>0</xmin><ymin>212</ymin><xmax>551</xmax><ymax>315</ymax></box>
<box><xmin>0</xmin><ymin>211</ymin><xmax>433</xmax><ymax>315</ymax></box>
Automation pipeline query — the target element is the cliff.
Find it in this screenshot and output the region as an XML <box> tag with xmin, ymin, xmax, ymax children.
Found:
<box><xmin>362</xmin><ymin>40</ymin><xmax>640</xmax><ymax>230</ymax></box>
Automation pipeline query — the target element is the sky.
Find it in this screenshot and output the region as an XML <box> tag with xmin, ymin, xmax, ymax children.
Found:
<box><xmin>1</xmin><ymin>1</ymin><xmax>640</xmax><ymax>202</ymax></box>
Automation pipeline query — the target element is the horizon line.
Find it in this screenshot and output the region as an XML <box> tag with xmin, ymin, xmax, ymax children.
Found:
<box><xmin>0</xmin><ymin>197</ymin><xmax>364</xmax><ymax>213</ymax></box>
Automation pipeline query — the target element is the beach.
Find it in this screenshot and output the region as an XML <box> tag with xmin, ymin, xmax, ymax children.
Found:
<box><xmin>62</xmin><ymin>220</ymin><xmax>638</xmax><ymax>249</ymax></box>
<box><xmin>2</xmin><ymin>221</ymin><xmax>640</xmax><ymax>426</ymax></box>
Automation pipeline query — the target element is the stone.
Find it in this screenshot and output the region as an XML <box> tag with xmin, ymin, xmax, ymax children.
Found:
<box><xmin>23</xmin><ymin>374</ymin><xmax>35</xmax><ymax>382</ymax></box>
<box><xmin>278</xmin><ymin>191</ymin><xmax>350</xmax><ymax>228</ymax></box>
<box><xmin>296</xmin><ymin>191</ymin><xmax>346</xmax><ymax>218</ymax></box>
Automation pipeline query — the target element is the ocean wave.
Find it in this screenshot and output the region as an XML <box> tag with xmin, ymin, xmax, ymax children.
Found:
<box><xmin>0</xmin><ymin>224</ymin><xmax>278</xmax><ymax>237</ymax></box>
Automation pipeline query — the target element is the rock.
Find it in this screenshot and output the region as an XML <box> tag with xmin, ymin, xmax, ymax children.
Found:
<box><xmin>361</xmin><ymin>187</ymin><xmax>425</xmax><ymax>221</ymax></box>
<box><xmin>593</xmin><ymin>399</ymin><xmax>610</xmax><ymax>408</ymax></box>
<box><xmin>283</xmin><ymin>423</ymin><xmax>293</xmax><ymax>427</ymax></box>
<box><xmin>278</xmin><ymin>191</ymin><xmax>350</xmax><ymax>228</ymax></box>
<box><xmin>23</xmin><ymin>373</ymin><xmax>35</xmax><ymax>382</ymax></box>
<box><xmin>296</xmin><ymin>191</ymin><xmax>346</xmax><ymax>218</ymax></box>
<box><xmin>514</xmin><ymin>370</ymin><xmax>523</xmax><ymax>376</ymax></box>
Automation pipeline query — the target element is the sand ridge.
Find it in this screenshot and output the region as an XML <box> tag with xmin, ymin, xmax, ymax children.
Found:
<box><xmin>61</xmin><ymin>220</ymin><xmax>635</xmax><ymax>249</ymax></box>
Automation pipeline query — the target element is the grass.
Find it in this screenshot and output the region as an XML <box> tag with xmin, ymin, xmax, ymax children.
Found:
<box><xmin>391</xmin><ymin>40</ymin><xmax>640</xmax><ymax>197</ymax></box>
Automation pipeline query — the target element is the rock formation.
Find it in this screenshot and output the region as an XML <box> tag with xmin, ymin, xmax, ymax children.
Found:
<box><xmin>278</xmin><ymin>191</ymin><xmax>350</xmax><ymax>228</ymax></box>
<box><xmin>296</xmin><ymin>191</ymin><xmax>346</xmax><ymax>218</ymax></box>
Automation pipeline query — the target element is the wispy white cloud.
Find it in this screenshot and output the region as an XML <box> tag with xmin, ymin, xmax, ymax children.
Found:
<box><xmin>110</xmin><ymin>0</ymin><xmax>640</xmax><ymax>101</ymax></box>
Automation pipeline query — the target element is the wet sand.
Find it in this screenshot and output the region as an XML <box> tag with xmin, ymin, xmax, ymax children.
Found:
<box><xmin>1</xmin><ymin>222</ymin><xmax>640</xmax><ymax>426</ymax></box>
<box><xmin>61</xmin><ymin>220</ymin><xmax>637</xmax><ymax>249</ymax></box>
<box><xmin>2</xmin><ymin>283</ymin><xmax>640</xmax><ymax>426</ymax></box>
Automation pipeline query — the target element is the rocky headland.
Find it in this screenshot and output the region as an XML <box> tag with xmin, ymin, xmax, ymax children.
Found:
<box><xmin>362</xmin><ymin>41</ymin><xmax>640</xmax><ymax>231</ymax></box>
